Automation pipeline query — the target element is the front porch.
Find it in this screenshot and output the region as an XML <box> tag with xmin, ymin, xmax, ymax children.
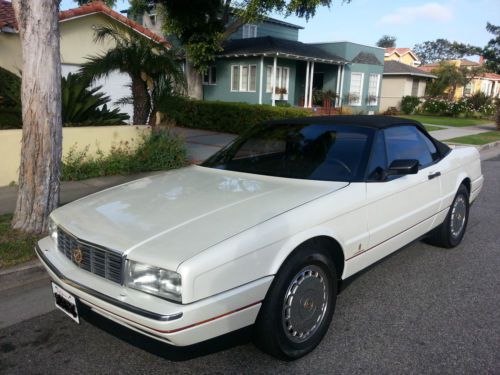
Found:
<box><xmin>216</xmin><ymin>36</ymin><xmax>349</xmax><ymax>110</ymax></box>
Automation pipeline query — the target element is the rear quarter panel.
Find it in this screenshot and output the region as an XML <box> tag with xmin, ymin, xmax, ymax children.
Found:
<box><xmin>439</xmin><ymin>146</ymin><xmax>482</xmax><ymax>208</ymax></box>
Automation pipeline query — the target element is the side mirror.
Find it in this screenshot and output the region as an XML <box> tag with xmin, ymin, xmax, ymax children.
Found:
<box><xmin>387</xmin><ymin>159</ymin><xmax>419</xmax><ymax>176</ymax></box>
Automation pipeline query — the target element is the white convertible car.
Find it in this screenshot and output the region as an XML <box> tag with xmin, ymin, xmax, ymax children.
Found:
<box><xmin>37</xmin><ymin>116</ymin><xmax>483</xmax><ymax>360</ymax></box>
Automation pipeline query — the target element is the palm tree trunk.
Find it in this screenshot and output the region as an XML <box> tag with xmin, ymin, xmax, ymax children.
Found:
<box><xmin>11</xmin><ymin>0</ymin><xmax>62</xmax><ymax>234</ymax></box>
<box><xmin>131</xmin><ymin>75</ymin><xmax>150</xmax><ymax>125</ymax></box>
<box><xmin>186</xmin><ymin>58</ymin><xmax>203</xmax><ymax>100</ymax></box>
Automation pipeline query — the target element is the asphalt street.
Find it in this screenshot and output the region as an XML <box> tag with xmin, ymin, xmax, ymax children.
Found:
<box><xmin>1</xmin><ymin>156</ymin><xmax>499</xmax><ymax>374</ymax></box>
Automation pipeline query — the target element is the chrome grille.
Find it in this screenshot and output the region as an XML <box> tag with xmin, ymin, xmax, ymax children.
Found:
<box><xmin>57</xmin><ymin>227</ymin><xmax>123</xmax><ymax>284</ymax></box>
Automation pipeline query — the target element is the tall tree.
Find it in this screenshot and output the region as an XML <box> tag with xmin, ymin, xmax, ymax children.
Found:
<box><xmin>483</xmin><ymin>22</ymin><xmax>500</xmax><ymax>74</ymax></box>
<box><xmin>11</xmin><ymin>0</ymin><xmax>62</xmax><ymax>234</ymax></box>
<box><xmin>79</xmin><ymin>25</ymin><xmax>185</xmax><ymax>125</ymax></box>
<box><xmin>130</xmin><ymin>0</ymin><xmax>344</xmax><ymax>99</ymax></box>
<box><xmin>426</xmin><ymin>62</ymin><xmax>483</xmax><ymax>99</ymax></box>
<box><xmin>413</xmin><ymin>39</ymin><xmax>481</xmax><ymax>65</ymax></box>
<box><xmin>376</xmin><ymin>35</ymin><xmax>396</xmax><ymax>48</ymax></box>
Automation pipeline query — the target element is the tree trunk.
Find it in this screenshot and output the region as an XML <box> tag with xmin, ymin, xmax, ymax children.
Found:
<box><xmin>185</xmin><ymin>58</ymin><xmax>203</xmax><ymax>100</ymax></box>
<box><xmin>131</xmin><ymin>75</ymin><xmax>150</xmax><ymax>125</ymax></box>
<box><xmin>11</xmin><ymin>0</ymin><xmax>62</xmax><ymax>234</ymax></box>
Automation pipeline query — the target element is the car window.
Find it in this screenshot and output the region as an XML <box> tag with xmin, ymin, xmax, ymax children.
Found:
<box><xmin>366</xmin><ymin>131</ymin><xmax>387</xmax><ymax>181</ymax></box>
<box><xmin>384</xmin><ymin>126</ymin><xmax>435</xmax><ymax>168</ymax></box>
<box><xmin>203</xmin><ymin>124</ymin><xmax>374</xmax><ymax>182</ymax></box>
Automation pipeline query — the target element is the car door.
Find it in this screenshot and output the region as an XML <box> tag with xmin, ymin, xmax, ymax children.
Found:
<box><xmin>365</xmin><ymin>125</ymin><xmax>443</xmax><ymax>252</ymax></box>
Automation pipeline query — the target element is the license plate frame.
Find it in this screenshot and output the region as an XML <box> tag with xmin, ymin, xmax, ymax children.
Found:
<box><xmin>52</xmin><ymin>282</ymin><xmax>80</xmax><ymax>324</ymax></box>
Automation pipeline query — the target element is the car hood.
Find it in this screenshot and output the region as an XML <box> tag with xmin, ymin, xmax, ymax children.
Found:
<box><xmin>52</xmin><ymin>166</ymin><xmax>348</xmax><ymax>270</ymax></box>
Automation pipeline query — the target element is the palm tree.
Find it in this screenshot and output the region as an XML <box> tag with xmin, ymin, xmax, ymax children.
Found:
<box><xmin>79</xmin><ymin>24</ymin><xmax>185</xmax><ymax>125</ymax></box>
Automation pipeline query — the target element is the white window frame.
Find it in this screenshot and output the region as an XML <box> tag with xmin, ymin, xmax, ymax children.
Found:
<box><xmin>242</xmin><ymin>24</ymin><xmax>257</xmax><ymax>39</ymax></box>
<box><xmin>202</xmin><ymin>66</ymin><xmax>217</xmax><ymax>85</ymax></box>
<box><xmin>368</xmin><ymin>73</ymin><xmax>381</xmax><ymax>106</ymax></box>
<box><xmin>231</xmin><ymin>64</ymin><xmax>257</xmax><ymax>92</ymax></box>
<box><xmin>266</xmin><ymin>65</ymin><xmax>290</xmax><ymax>99</ymax></box>
<box><xmin>349</xmin><ymin>72</ymin><xmax>364</xmax><ymax>106</ymax></box>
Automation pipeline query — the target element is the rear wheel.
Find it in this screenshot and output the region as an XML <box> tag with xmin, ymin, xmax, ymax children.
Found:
<box><xmin>426</xmin><ymin>184</ymin><xmax>470</xmax><ymax>248</ymax></box>
<box><xmin>253</xmin><ymin>243</ymin><xmax>337</xmax><ymax>360</ymax></box>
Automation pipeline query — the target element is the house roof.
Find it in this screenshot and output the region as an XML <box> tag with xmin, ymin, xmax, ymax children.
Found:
<box><xmin>385</xmin><ymin>47</ymin><xmax>420</xmax><ymax>61</ymax></box>
<box><xmin>220</xmin><ymin>36</ymin><xmax>348</xmax><ymax>64</ymax></box>
<box><xmin>0</xmin><ymin>0</ymin><xmax>16</xmax><ymax>30</ymax></box>
<box><xmin>0</xmin><ymin>0</ymin><xmax>168</xmax><ymax>45</ymax></box>
<box><xmin>263</xmin><ymin>16</ymin><xmax>303</xmax><ymax>30</ymax></box>
<box><xmin>384</xmin><ymin>60</ymin><xmax>436</xmax><ymax>78</ymax></box>
<box><xmin>479</xmin><ymin>72</ymin><xmax>500</xmax><ymax>81</ymax></box>
<box><xmin>421</xmin><ymin>58</ymin><xmax>480</xmax><ymax>70</ymax></box>
<box><xmin>352</xmin><ymin>52</ymin><xmax>383</xmax><ymax>66</ymax></box>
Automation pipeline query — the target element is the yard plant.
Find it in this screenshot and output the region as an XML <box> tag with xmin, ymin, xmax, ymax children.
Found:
<box><xmin>62</xmin><ymin>129</ymin><xmax>188</xmax><ymax>181</ymax></box>
<box><xmin>160</xmin><ymin>97</ymin><xmax>309</xmax><ymax>134</ymax></box>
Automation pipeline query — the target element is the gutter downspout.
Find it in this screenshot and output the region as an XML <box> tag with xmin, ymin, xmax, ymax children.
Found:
<box><xmin>335</xmin><ymin>65</ymin><xmax>341</xmax><ymax>108</ymax></box>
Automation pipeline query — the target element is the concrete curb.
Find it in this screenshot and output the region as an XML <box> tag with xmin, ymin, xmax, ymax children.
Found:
<box><xmin>0</xmin><ymin>258</ymin><xmax>48</xmax><ymax>291</ymax></box>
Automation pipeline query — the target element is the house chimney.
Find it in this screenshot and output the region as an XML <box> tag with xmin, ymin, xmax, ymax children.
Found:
<box><xmin>479</xmin><ymin>56</ymin><xmax>485</xmax><ymax>65</ymax></box>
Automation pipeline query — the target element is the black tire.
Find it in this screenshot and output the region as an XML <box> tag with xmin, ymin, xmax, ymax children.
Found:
<box><xmin>426</xmin><ymin>184</ymin><xmax>470</xmax><ymax>248</ymax></box>
<box><xmin>253</xmin><ymin>241</ymin><xmax>337</xmax><ymax>360</ymax></box>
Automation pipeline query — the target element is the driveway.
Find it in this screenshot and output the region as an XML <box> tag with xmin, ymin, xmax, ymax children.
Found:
<box><xmin>1</xmin><ymin>156</ymin><xmax>499</xmax><ymax>374</ymax></box>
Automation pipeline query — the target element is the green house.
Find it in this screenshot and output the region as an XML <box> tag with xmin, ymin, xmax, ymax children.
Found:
<box><xmin>202</xmin><ymin>18</ymin><xmax>385</xmax><ymax>112</ymax></box>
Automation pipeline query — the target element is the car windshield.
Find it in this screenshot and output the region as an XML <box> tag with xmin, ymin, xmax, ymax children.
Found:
<box><xmin>202</xmin><ymin>123</ymin><xmax>375</xmax><ymax>182</ymax></box>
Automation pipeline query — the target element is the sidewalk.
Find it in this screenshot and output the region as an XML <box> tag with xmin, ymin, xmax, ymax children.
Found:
<box><xmin>427</xmin><ymin>123</ymin><xmax>496</xmax><ymax>141</ymax></box>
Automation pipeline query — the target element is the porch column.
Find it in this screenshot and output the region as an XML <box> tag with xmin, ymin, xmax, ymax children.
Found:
<box><xmin>259</xmin><ymin>56</ymin><xmax>264</xmax><ymax>104</ymax></box>
<box><xmin>335</xmin><ymin>65</ymin><xmax>341</xmax><ymax>108</ymax></box>
<box><xmin>338</xmin><ymin>65</ymin><xmax>345</xmax><ymax>108</ymax></box>
<box><xmin>304</xmin><ymin>61</ymin><xmax>310</xmax><ymax>108</ymax></box>
<box><xmin>308</xmin><ymin>61</ymin><xmax>315</xmax><ymax>108</ymax></box>
<box><xmin>271</xmin><ymin>55</ymin><xmax>277</xmax><ymax>106</ymax></box>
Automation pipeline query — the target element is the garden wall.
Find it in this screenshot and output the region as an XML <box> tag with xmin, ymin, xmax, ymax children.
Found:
<box><xmin>0</xmin><ymin>125</ymin><xmax>150</xmax><ymax>186</ymax></box>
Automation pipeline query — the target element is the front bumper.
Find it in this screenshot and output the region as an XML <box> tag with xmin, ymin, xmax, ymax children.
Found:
<box><xmin>36</xmin><ymin>237</ymin><xmax>272</xmax><ymax>346</ymax></box>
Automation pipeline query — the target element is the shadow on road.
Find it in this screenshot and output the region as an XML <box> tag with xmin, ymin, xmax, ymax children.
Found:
<box><xmin>79</xmin><ymin>304</ymin><xmax>253</xmax><ymax>361</ymax></box>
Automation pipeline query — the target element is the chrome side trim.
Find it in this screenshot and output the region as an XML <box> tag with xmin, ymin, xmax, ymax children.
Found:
<box><xmin>35</xmin><ymin>245</ymin><xmax>182</xmax><ymax>322</ymax></box>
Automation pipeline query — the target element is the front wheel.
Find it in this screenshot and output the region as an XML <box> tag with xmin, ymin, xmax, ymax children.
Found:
<box><xmin>253</xmin><ymin>243</ymin><xmax>337</xmax><ymax>360</ymax></box>
<box><xmin>426</xmin><ymin>184</ymin><xmax>470</xmax><ymax>248</ymax></box>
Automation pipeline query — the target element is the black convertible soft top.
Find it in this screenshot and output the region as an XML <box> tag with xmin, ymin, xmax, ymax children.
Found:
<box><xmin>265</xmin><ymin>115</ymin><xmax>422</xmax><ymax>129</ymax></box>
<box><xmin>263</xmin><ymin>115</ymin><xmax>451</xmax><ymax>157</ymax></box>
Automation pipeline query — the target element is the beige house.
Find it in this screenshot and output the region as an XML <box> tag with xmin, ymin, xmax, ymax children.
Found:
<box><xmin>0</xmin><ymin>0</ymin><xmax>167</xmax><ymax>120</ymax></box>
<box><xmin>380</xmin><ymin>61</ymin><xmax>436</xmax><ymax>112</ymax></box>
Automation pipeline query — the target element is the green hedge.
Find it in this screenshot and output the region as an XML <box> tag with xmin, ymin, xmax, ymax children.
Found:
<box><xmin>159</xmin><ymin>97</ymin><xmax>310</xmax><ymax>134</ymax></box>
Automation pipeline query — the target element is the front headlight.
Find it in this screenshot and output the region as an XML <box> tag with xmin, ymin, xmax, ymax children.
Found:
<box><xmin>125</xmin><ymin>260</ymin><xmax>182</xmax><ymax>303</ymax></box>
<box><xmin>48</xmin><ymin>216</ymin><xmax>58</xmax><ymax>243</ymax></box>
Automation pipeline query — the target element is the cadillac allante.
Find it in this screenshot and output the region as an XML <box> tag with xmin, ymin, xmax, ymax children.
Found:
<box><xmin>37</xmin><ymin>116</ymin><xmax>483</xmax><ymax>360</ymax></box>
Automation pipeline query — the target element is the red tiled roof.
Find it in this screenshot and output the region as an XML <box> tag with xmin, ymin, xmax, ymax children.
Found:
<box><xmin>480</xmin><ymin>72</ymin><xmax>500</xmax><ymax>81</ymax></box>
<box><xmin>386</xmin><ymin>47</ymin><xmax>412</xmax><ymax>55</ymax></box>
<box><xmin>0</xmin><ymin>0</ymin><xmax>17</xmax><ymax>29</ymax></box>
<box><xmin>0</xmin><ymin>0</ymin><xmax>169</xmax><ymax>46</ymax></box>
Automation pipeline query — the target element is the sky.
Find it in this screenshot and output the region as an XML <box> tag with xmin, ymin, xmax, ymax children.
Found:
<box><xmin>61</xmin><ymin>0</ymin><xmax>500</xmax><ymax>58</ymax></box>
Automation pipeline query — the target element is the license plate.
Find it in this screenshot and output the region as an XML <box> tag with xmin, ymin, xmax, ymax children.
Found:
<box><xmin>52</xmin><ymin>282</ymin><xmax>79</xmax><ymax>323</ymax></box>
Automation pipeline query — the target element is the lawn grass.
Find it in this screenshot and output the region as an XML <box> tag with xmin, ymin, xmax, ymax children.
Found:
<box><xmin>398</xmin><ymin>115</ymin><xmax>491</xmax><ymax>127</ymax></box>
<box><xmin>0</xmin><ymin>214</ymin><xmax>40</xmax><ymax>268</ymax></box>
<box><xmin>424</xmin><ymin>125</ymin><xmax>443</xmax><ymax>132</ymax></box>
<box><xmin>445</xmin><ymin>131</ymin><xmax>500</xmax><ymax>145</ymax></box>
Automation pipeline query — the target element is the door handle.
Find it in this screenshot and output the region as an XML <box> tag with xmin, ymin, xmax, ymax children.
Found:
<box><xmin>428</xmin><ymin>171</ymin><xmax>441</xmax><ymax>180</ymax></box>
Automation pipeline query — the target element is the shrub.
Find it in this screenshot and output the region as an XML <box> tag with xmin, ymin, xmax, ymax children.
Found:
<box><xmin>0</xmin><ymin>70</ymin><xmax>129</xmax><ymax>129</ymax></box>
<box><xmin>159</xmin><ymin>97</ymin><xmax>309</xmax><ymax>134</ymax></box>
<box><xmin>400</xmin><ymin>96</ymin><xmax>421</xmax><ymax>114</ymax></box>
<box><xmin>62</xmin><ymin>129</ymin><xmax>187</xmax><ymax>181</ymax></box>
<box><xmin>495</xmin><ymin>101</ymin><xmax>500</xmax><ymax>130</ymax></box>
